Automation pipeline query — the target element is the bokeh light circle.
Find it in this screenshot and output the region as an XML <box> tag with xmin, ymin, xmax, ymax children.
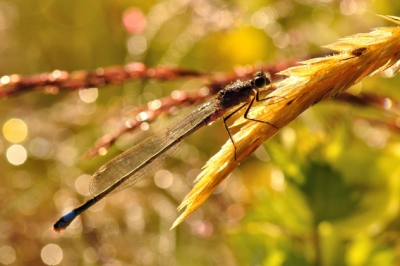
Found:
<box><xmin>6</xmin><ymin>144</ymin><xmax>27</xmax><ymax>165</ymax></box>
<box><xmin>2</xmin><ymin>118</ymin><xmax>28</xmax><ymax>143</ymax></box>
<box><xmin>0</xmin><ymin>246</ymin><xmax>16</xmax><ymax>265</ymax></box>
<box><xmin>40</xmin><ymin>244</ymin><xmax>63</xmax><ymax>265</ymax></box>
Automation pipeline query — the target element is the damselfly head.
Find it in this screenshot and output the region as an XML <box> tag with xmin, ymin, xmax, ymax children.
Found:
<box><xmin>253</xmin><ymin>71</ymin><xmax>271</xmax><ymax>88</ymax></box>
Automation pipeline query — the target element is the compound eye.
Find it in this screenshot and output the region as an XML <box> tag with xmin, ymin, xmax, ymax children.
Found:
<box><xmin>253</xmin><ymin>72</ymin><xmax>271</xmax><ymax>87</ymax></box>
<box><xmin>254</xmin><ymin>74</ymin><xmax>266</xmax><ymax>88</ymax></box>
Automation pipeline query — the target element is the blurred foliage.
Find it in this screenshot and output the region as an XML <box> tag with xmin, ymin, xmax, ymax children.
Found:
<box><xmin>1</xmin><ymin>0</ymin><xmax>400</xmax><ymax>265</ymax></box>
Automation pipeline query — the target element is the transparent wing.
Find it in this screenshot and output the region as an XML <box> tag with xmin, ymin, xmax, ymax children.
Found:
<box><xmin>89</xmin><ymin>100</ymin><xmax>219</xmax><ymax>197</ymax></box>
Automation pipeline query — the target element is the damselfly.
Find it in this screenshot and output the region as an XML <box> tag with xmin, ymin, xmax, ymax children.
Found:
<box><xmin>54</xmin><ymin>71</ymin><xmax>279</xmax><ymax>232</ymax></box>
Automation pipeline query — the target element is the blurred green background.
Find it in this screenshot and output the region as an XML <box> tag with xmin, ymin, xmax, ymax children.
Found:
<box><xmin>1</xmin><ymin>0</ymin><xmax>400</xmax><ymax>265</ymax></box>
